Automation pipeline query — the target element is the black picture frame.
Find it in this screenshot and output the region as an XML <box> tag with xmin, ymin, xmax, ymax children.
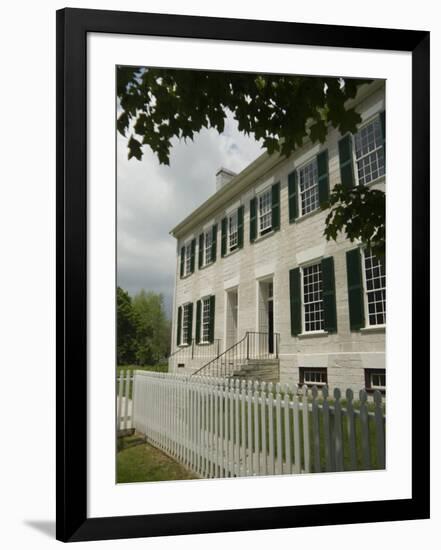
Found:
<box><xmin>56</xmin><ymin>8</ymin><xmax>430</xmax><ymax>542</ymax></box>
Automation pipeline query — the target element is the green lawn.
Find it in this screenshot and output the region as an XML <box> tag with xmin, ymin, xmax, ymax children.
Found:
<box><xmin>117</xmin><ymin>378</ymin><xmax>384</xmax><ymax>477</ymax></box>
<box><xmin>117</xmin><ymin>364</ymin><xmax>168</xmax><ymax>375</ymax></box>
<box><xmin>117</xmin><ymin>435</ymin><xmax>197</xmax><ymax>483</ymax></box>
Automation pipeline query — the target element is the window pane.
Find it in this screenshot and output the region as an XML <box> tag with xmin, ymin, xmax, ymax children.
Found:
<box><xmin>229</xmin><ymin>211</ymin><xmax>238</xmax><ymax>251</ymax></box>
<box><xmin>303</xmin><ymin>263</ymin><xmax>324</xmax><ymax>332</ymax></box>
<box><xmin>204</xmin><ymin>230</ymin><xmax>212</xmax><ymax>265</ymax></box>
<box><xmin>298</xmin><ymin>159</ymin><xmax>319</xmax><ymax>215</ymax></box>
<box><xmin>258</xmin><ymin>190</ymin><xmax>272</xmax><ymax>233</ymax></box>
<box><xmin>182</xmin><ymin>304</ymin><xmax>190</xmax><ymax>344</ymax></box>
<box><xmin>303</xmin><ymin>368</ymin><xmax>327</xmax><ymax>384</ymax></box>
<box><xmin>364</xmin><ymin>249</ymin><xmax>386</xmax><ymax>326</ymax></box>
<box><xmin>354</xmin><ymin>117</ymin><xmax>385</xmax><ymax>185</ymax></box>
<box><xmin>184</xmin><ymin>243</ymin><xmax>192</xmax><ymax>275</ymax></box>
<box><xmin>202</xmin><ymin>298</ymin><xmax>210</xmax><ymax>343</ymax></box>
<box><xmin>369</xmin><ymin>370</ymin><xmax>386</xmax><ymax>389</ymax></box>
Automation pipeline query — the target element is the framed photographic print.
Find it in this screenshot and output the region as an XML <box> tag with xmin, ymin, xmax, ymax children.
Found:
<box><xmin>56</xmin><ymin>8</ymin><xmax>430</xmax><ymax>542</ymax></box>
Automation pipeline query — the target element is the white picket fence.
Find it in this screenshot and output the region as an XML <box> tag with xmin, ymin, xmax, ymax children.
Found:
<box><xmin>132</xmin><ymin>370</ymin><xmax>386</xmax><ymax>477</ymax></box>
<box><xmin>117</xmin><ymin>370</ymin><xmax>134</xmax><ymax>431</ymax></box>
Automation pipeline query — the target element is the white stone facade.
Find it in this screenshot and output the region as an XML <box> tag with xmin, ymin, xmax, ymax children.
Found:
<box><xmin>169</xmin><ymin>82</ymin><xmax>386</xmax><ymax>392</ymax></box>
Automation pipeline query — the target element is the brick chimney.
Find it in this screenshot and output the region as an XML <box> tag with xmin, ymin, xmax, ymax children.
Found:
<box><xmin>216</xmin><ymin>167</ymin><xmax>237</xmax><ymax>192</ymax></box>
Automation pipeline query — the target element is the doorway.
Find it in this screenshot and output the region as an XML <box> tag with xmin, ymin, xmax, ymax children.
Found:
<box><xmin>268</xmin><ymin>282</ymin><xmax>274</xmax><ymax>354</ymax></box>
<box><xmin>258</xmin><ymin>279</ymin><xmax>275</xmax><ymax>356</ymax></box>
<box><xmin>226</xmin><ymin>288</ymin><xmax>238</xmax><ymax>350</ymax></box>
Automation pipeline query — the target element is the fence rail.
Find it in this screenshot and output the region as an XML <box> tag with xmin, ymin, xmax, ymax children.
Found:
<box><xmin>132</xmin><ymin>371</ymin><xmax>385</xmax><ymax>478</ymax></box>
<box><xmin>117</xmin><ymin>371</ymin><xmax>134</xmax><ymax>432</ymax></box>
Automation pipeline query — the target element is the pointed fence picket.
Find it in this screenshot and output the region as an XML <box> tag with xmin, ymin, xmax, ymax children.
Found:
<box><xmin>117</xmin><ymin>370</ymin><xmax>134</xmax><ymax>432</ymax></box>
<box><xmin>131</xmin><ymin>371</ymin><xmax>386</xmax><ymax>478</ymax></box>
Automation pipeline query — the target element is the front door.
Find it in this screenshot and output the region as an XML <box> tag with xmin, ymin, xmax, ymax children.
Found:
<box><xmin>268</xmin><ymin>282</ymin><xmax>274</xmax><ymax>354</ymax></box>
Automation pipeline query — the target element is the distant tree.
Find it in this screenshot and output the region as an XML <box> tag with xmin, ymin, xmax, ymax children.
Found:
<box><xmin>132</xmin><ymin>290</ymin><xmax>171</xmax><ymax>365</ymax></box>
<box><xmin>116</xmin><ymin>286</ymin><xmax>139</xmax><ymax>365</ymax></box>
<box><xmin>117</xmin><ymin>67</ymin><xmax>384</xmax><ymax>258</ymax></box>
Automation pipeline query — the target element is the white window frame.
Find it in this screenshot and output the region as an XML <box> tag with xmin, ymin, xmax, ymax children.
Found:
<box><xmin>297</xmin><ymin>157</ymin><xmax>320</xmax><ymax>217</ymax></box>
<box><xmin>200</xmin><ymin>296</ymin><xmax>211</xmax><ymax>344</ymax></box>
<box><xmin>258</xmin><ymin>188</ymin><xmax>272</xmax><ymax>235</ymax></box>
<box><xmin>228</xmin><ymin>210</ymin><xmax>239</xmax><ymax>252</ymax></box>
<box><xmin>366</xmin><ymin>369</ymin><xmax>386</xmax><ymax>391</ymax></box>
<box><xmin>301</xmin><ymin>367</ymin><xmax>328</xmax><ymax>387</ymax></box>
<box><xmin>361</xmin><ymin>248</ymin><xmax>386</xmax><ymax>328</ymax></box>
<box><xmin>300</xmin><ymin>261</ymin><xmax>325</xmax><ymax>334</ymax></box>
<box><xmin>203</xmin><ymin>229</ymin><xmax>213</xmax><ymax>266</ymax></box>
<box><xmin>181</xmin><ymin>302</ymin><xmax>191</xmax><ymax>346</ymax></box>
<box><xmin>352</xmin><ymin>113</ymin><xmax>385</xmax><ymax>187</ymax></box>
<box><xmin>183</xmin><ymin>241</ymin><xmax>192</xmax><ymax>276</ymax></box>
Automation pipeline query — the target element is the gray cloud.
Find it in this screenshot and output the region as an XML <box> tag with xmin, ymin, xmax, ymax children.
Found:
<box><xmin>117</xmin><ymin>111</ymin><xmax>262</xmax><ymax>318</ymax></box>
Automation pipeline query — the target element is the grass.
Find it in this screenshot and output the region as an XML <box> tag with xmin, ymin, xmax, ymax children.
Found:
<box><xmin>117</xmin><ymin>364</ymin><xmax>168</xmax><ymax>375</ymax></box>
<box><xmin>117</xmin><ymin>434</ymin><xmax>197</xmax><ymax>483</ymax></box>
<box><xmin>117</xmin><ymin>376</ymin><xmax>385</xmax><ymax>477</ymax></box>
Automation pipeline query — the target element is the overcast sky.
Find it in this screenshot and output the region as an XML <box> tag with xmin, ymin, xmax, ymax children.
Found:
<box><xmin>117</xmin><ymin>109</ymin><xmax>263</xmax><ymax>318</ymax></box>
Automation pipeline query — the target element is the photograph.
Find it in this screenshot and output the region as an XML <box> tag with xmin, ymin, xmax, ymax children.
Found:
<box><xmin>115</xmin><ymin>67</ymin><xmax>386</xmax><ymax>483</ymax></box>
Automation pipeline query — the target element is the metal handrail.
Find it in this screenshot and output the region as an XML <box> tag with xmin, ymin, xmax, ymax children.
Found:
<box><xmin>169</xmin><ymin>339</ymin><xmax>221</xmax><ymax>357</ymax></box>
<box><xmin>192</xmin><ymin>331</ymin><xmax>280</xmax><ymax>378</ymax></box>
<box><xmin>192</xmin><ymin>334</ymin><xmax>248</xmax><ymax>377</ymax></box>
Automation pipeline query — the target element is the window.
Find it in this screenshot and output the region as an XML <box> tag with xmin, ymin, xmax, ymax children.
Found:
<box><xmin>302</xmin><ymin>263</ymin><xmax>324</xmax><ymax>332</ymax></box>
<box><xmin>300</xmin><ymin>367</ymin><xmax>328</xmax><ymax>386</ymax></box>
<box><xmin>363</xmin><ymin>249</ymin><xmax>386</xmax><ymax>326</ymax></box>
<box><xmin>201</xmin><ymin>297</ymin><xmax>211</xmax><ymax>343</ymax></box>
<box><xmin>354</xmin><ymin>116</ymin><xmax>385</xmax><ymax>185</ymax></box>
<box><xmin>258</xmin><ymin>189</ymin><xmax>272</xmax><ymax>235</ymax></box>
<box><xmin>228</xmin><ymin>211</ymin><xmax>238</xmax><ymax>251</ymax></box>
<box><xmin>204</xmin><ymin>230</ymin><xmax>213</xmax><ymax>265</ymax></box>
<box><xmin>184</xmin><ymin>242</ymin><xmax>192</xmax><ymax>276</ymax></box>
<box><xmin>365</xmin><ymin>369</ymin><xmax>386</xmax><ymax>391</ymax></box>
<box><xmin>298</xmin><ymin>158</ymin><xmax>319</xmax><ymax>215</ymax></box>
<box><xmin>181</xmin><ymin>303</ymin><xmax>191</xmax><ymax>345</ymax></box>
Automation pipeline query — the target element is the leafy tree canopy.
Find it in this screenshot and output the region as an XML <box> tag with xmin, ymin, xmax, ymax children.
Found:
<box><xmin>117</xmin><ymin>67</ymin><xmax>384</xmax><ymax>256</ymax></box>
<box><xmin>324</xmin><ymin>184</ymin><xmax>385</xmax><ymax>258</ymax></box>
<box><xmin>117</xmin><ymin>67</ymin><xmax>370</xmax><ymax>164</ymax></box>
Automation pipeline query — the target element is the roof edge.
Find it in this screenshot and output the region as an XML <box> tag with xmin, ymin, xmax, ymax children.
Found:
<box><xmin>169</xmin><ymin>79</ymin><xmax>385</xmax><ymax>239</ymax></box>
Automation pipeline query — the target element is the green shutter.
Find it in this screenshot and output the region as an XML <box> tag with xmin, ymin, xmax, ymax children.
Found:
<box><xmin>180</xmin><ymin>246</ymin><xmax>185</xmax><ymax>278</ymax></box>
<box><xmin>198</xmin><ymin>233</ymin><xmax>204</xmax><ymax>269</ymax></box>
<box><xmin>288</xmin><ymin>171</ymin><xmax>298</xmax><ymax>222</ymax></box>
<box><xmin>195</xmin><ymin>300</ymin><xmax>201</xmax><ymax>344</ymax></box>
<box><xmin>211</xmin><ymin>224</ymin><xmax>217</xmax><ymax>263</ymax></box>
<box><xmin>317</xmin><ymin>150</ymin><xmax>329</xmax><ymax>207</ymax></box>
<box><xmin>190</xmin><ymin>239</ymin><xmax>196</xmax><ymax>273</ymax></box>
<box><xmin>289</xmin><ymin>268</ymin><xmax>301</xmax><ymax>336</ymax></box>
<box><xmin>176</xmin><ymin>306</ymin><xmax>182</xmax><ymax>346</ymax></box>
<box><xmin>209</xmin><ymin>295</ymin><xmax>215</xmax><ymax>343</ymax></box>
<box><xmin>271</xmin><ymin>182</ymin><xmax>280</xmax><ymax>231</ymax></box>
<box><xmin>346</xmin><ymin>248</ymin><xmax>365</xmax><ymax>331</ymax></box>
<box><xmin>221</xmin><ymin>217</ymin><xmax>227</xmax><ymax>257</ymax></box>
<box><xmin>338</xmin><ymin>135</ymin><xmax>355</xmax><ymax>189</ymax></box>
<box><xmin>237</xmin><ymin>206</ymin><xmax>244</xmax><ymax>248</ymax></box>
<box><xmin>380</xmin><ymin>110</ymin><xmax>386</xmax><ymax>170</ymax></box>
<box><xmin>250</xmin><ymin>197</ymin><xmax>257</xmax><ymax>242</ymax></box>
<box><xmin>187</xmin><ymin>302</ymin><xmax>193</xmax><ymax>344</ymax></box>
<box><xmin>322</xmin><ymin>256</ymin><xmax>337</xmax><ymax>333</ymax></box>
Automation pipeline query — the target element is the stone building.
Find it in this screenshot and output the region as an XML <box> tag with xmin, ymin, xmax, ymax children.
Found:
<box><xmin>168</xmin><ymin>80</ymin><xmax>386</xmax><ymax>392</ymax></box>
